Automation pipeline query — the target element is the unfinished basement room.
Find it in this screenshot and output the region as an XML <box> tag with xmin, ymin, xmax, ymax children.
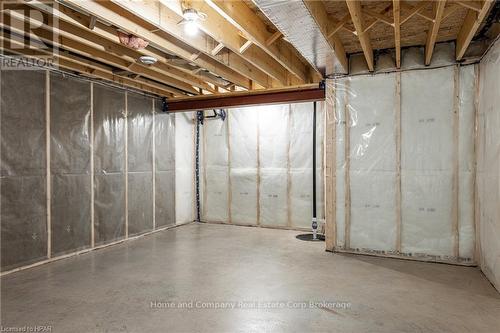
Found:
<box><xmin>1</xmin><ymin>0</ymin><xmax>500</xmax><ymax>332</ymax></box>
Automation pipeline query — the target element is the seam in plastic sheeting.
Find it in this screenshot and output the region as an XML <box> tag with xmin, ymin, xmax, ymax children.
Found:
<box><xmin>327</xmin><ymin>65</ymin><xmax>477</xmax><ymax>265</ymax></box>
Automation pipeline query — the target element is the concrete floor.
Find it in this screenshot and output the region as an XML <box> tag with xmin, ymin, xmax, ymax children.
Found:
<box><xmin>1</xmin><ymin>223</ymin><xmax>500</xmax><ymax>333</ymax></box>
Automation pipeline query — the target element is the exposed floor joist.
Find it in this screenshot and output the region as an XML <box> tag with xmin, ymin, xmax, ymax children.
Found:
<box><xmin>59</xmin><ymin>0</ymin><xmax>254</xmax><ymax>90</ymax></box>
<box><xmin>3</xmin><ymin>9</ymin><xmax>197</xmax><ymax>96</ymax></box>
<box><xmin>205</xmin><ymin>0</ymin><xmax>320</xmax><ymax>83</ymax></box>
<box><xmin>115</xmin><ymin>0</ymin><xmax>278</xmax><ymax>88</ymax></box>
<box><xmin>180</xmin><ymin>0</ymin><xmax>296</xmax><ymax>86</ymax></box>
<box><xmin>456</xmin><ymin>0</ymin><xmax>495</xmax><ymax>60</ymax></box>
<box><xmin>0</xmin><ymin>34</ymin><xmax>175</xmax><ymax>97</ymax></box>
<box><xmin>101</xmin><ymin>0</ymin><xmax>281</xmax><ymax>87</ymax></box>
<box><xmin>393</xmin><ymin>0</ymin><xmax>401</xmax><ymax>68</ymax></box>
<box><xmin>302</xmin><ymin>0</ymin><xmax>349</xmax><ymax>73</ymax></box>
<box><xmin>346</xmin><ymin>0</ymin><xmax>374</xmax><ymax>71</ymax></box>
<box><xmin>25</xmin><ymin>2</ymin><xmax>216</xmax><ymax>92</ymax></box>
<box><xmin>425</xmin><ymin>0</ymin><xmax>447</xmax><ymax>65</ymax></box>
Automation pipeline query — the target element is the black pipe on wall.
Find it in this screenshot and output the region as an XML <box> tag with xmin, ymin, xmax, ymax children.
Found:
<box><xmin>312</xmin><ymin>101</ymin><xmax>317</xmax><ymax>234</ymax></box>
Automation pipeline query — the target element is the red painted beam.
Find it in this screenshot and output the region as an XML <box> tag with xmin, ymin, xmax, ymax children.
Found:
<box><xmin>166</xmin><ymin>85</ymin><xmax>325</xmax><ymax>112</ymax></box>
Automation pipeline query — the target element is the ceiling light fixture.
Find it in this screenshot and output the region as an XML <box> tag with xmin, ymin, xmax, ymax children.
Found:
<box><xmin>138</xmin><ymin>55</ymin><xmax>158</xmax><ymax>65</ymax></box>
<box><xmin>177</xmin><ymin>8</ymin><xmax>207</xmax><ymax>37</ymax></box>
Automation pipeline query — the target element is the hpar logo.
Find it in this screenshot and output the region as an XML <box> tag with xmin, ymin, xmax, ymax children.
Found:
<box><xmin>1</xmin><ymin>0</ymin><xmax>59</xmax><ymax>69</ymax></box>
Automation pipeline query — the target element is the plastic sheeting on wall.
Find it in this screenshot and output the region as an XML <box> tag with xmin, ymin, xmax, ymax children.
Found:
<box><xmin>201</xmin><ymin>102</ymin><xmax>325</xmax><ymax>229</ymax></box>
<box><xmin>93</xmin><ymin>84</ymin><xmax>126</xmax><ymax>245</ymax></box>
<box><xmin>175</xmin><ymin>112</ymin><xmax>195</xmax><ymax>224</ymax></box>
<box><xmin>154</xmin><ymin>100</ymin><xmax>176</xmax><ymax>228</ymax></box>
<box><xmin>478</xmin><ymin>39</ymin><xmax>500</xmax><ymax>291</ymax></box>
<box><xmin>1</xmin><ymin>71</ymin><xmax>176</xmax><ymax>272</ymax></box>
<box><xmin>330</xmin><ymin>64</ymin><xmax>476</xmax><ymax>263</ymax></box>
<box><xmin>127</xmin><ymin>93</ymin><xmax>154</xmax><ymax>236</ymax></box>
<box><xmin>202</xmin><ymin>114</ymin><xmax>229</xmax><ymax>222</ymax></box>
<box><xmin>1</xmin><ymin>70</ymin><xmax>48</xmax><ymax>270</ymax></box>
<box><xmin>50</xmin><ymin>73</ymin><xmax>91</xmax><ymax>256</ymax></box>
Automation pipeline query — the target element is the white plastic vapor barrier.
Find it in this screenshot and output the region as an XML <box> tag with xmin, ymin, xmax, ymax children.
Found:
<box><xmin>175</xmin><ymin>112</ymin><xmax>196</xmax><ymax>224</ymax></box>
<box><xmin>477</xmin><ymin>38</ymin><xmax>500</xmax><ymax>292</ymax></box>
<box><xmin>201</xmin><ymin>103</ymin><xmax>325</xmax><ymax>229</ymax></box>
<box><xmin>330</xmin><ymin>64</ymin><xmax>476</xmax><ymax>264</ymax></box>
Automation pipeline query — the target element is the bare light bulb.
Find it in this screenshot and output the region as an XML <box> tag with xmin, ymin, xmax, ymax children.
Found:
<box><xmin>184</xmin><ymin>20</ymin><xmax>199</xmax><ymax>36</ymax></box>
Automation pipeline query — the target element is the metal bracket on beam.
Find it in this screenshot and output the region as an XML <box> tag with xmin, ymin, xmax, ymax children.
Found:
<box><xmin>162</xmin><ymin>97</ymin><xmax>169</xmax><ymax>113</ymax></box>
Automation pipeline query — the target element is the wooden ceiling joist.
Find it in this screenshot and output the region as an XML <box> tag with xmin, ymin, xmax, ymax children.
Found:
<box><xmin>24</xmin><ymin>1</ymin><xmax>217</xmax><ymax>93</ymax></box>
<box><xmin>1</xmin><ymin>34</ymin><xmax>175</xmax><ymax>97</ymax></box>
<box><xmin>27</xmin><ymin>0</ymin><xmax>244</xmax><ymax>92</ymax></box>
<box><xmin>98</xmin><ymin>0</ymin><xmax>276</xmax><ymax>88</ymax></box>
<box><xmin>205</xmin><ymin>0</ymin><xmax>318</xmax><ymax>83</ymax></box>
<box><xmin>1</xmin><ymin>0</ymin><xmax>494</xmax><ymax>96</ymax></box>
<box><xmin>346</xmin><ymin>0</ymin><xmax>374</xmax><ymax>71</ymax></box>
<box><xmin>302</xmin><ymin>0</ymin><xmax>349</xmax><ymax>72</ymax></box>
<box><xmin>393</xmin><ymin>0</ymin><xmax>401</xmax><ymax>68</ymax></box>
<box><xmin>112</xmin><ymin>0</ymin><xmax>288</xmax><ymax>87</ymax></box>
<box><xmin>59</xmin><ymin>0</ymin><xmax>252</xmax><ymax>90</ymax></box>
<box><xmin>3</xmin><ymin>9</ymin><xmax>197</xmax><ymax>96</ymax></box>
<box><xmin>456</xmin><ymin>0</ymin><xmax>495</xmax><ymax>60</ymax></box>
<box><xmin>425</xmin><ymin>0</ymin><xmax>447</xmax><ymax>65</ymax></box>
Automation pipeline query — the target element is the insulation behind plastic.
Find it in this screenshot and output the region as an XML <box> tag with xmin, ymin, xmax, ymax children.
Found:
<box><xmin>201</xmin><ymin>102</ymin><xmax>325</xmax><ymax>229</ymax></box>
<box><xmin>1</xmin><ymin>71</ymin><xmax>177</xmax><ymax>271</ymax></box>
<box><xmin>332</xmin><ymin>65</ymin><xmax>476</xmax><ymax>263</ymax></box>
<box><xmin>50</xmin><ymin>73</ymin><xmax>91</xmax><ymax>256</ymax></box>
<box><xmin>127</xmin><ymin>93</ymin><xmax>153</xmax><ymax>235</ymax></box>
<box><xmin>1</xmin><ymin>70</ymin><xmax>48</xmax><ymax>270</ymax></box>
<box><xmin>154</xmin><ymin>100</ymin><xmax>176</xmax><ymax>228</ymax></box>
<box><xmin>93</xmin><ymin>84</ymin><xmax>126</xmax><ymax>245</ymax></box>
<box><xmin>400</xmin><ymin>68</ymin><xmax>454</xmax><ymax>258</ymax></box>
<box><xmin>202</xmin><ymin>114</ymin><xmax>229</xmax><ymax>222</ymax></box>
<box><xmin>229</xmin><ymin>108</ymin><xmax>259</xmax><ymax>225</ymax></box>
<box><xmin>477</xmin><ymin>39</ymin><xmax>500</xmax><ymax>291</ymax></box>
<box><xmin>175</xmin><ymin>112</ymin><xmax>195</xmax><ymax>223</ymax></box>
<box><xmin>348</xmin><ymin>74</ymin><xmax>397</xmax><ymax>252</ymax></box>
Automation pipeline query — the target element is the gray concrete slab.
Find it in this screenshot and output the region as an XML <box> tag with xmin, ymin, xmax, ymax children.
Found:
<box><xmin>1</xmin><ymin>223</ymin><xmax>499</xmax><ymax>333</ymax></box>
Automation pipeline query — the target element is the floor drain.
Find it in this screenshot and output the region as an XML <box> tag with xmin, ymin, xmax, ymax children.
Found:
<box><xmin>295</xmin><ymin>233</ymin><xmax>325</xmax><ymax>241</ymax></box>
